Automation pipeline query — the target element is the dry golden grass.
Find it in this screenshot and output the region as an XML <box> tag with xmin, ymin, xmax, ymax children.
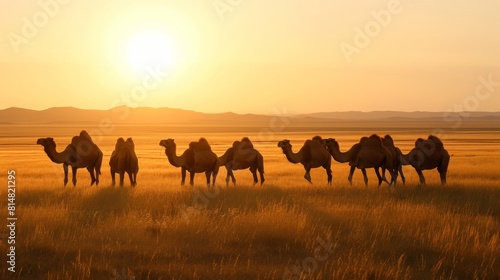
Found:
<box><xmin>0</xmin><ymin>124</ymin><xmax>499</xmax><ymax>279</ymax></box>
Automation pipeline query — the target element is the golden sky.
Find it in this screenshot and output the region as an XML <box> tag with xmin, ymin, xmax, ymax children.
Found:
<box><xmin>1</xmin><ymin>0</ymin><xmax>499</xmax><ymax>114</ymax></box>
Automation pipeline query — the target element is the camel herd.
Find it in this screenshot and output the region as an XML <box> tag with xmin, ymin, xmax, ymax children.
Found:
<box><xmin>37</xmin><ymin>131</ymin><xmax>450</xmax><ymax>187</ymax></box>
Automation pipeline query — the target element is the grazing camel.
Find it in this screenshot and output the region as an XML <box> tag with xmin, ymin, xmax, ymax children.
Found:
<box><xmin>324</xmin><ymin>135</ymin><xmax>396</xmax><ymax>187</ymax></box>
<box><xmin>277</xmin><ymin>136</ymin><xmax>332</xmax><ymax>184</ymax></box>
<box><xmin>400</xmin><ymin>135</ymin><xmax>450</xmax><ymax>185</ymax></box>
<box><xmin>37</xmin><ymin>130</ymin><xmax>103</xmax><ymax>186</ymax></box>
<box><xmin>109</xmin><ymin>137</ymin><xmax>139</xmax><ymax>187</ymax></box>
<box><xmin>159</xmin><ymin>138</ymin><xmax>219</xmax><ymax>187</ymax></box>
<box><xmin>219</xmin><ymin>137</ymin><xmax>265</xmax><ymax>186</ymax></box>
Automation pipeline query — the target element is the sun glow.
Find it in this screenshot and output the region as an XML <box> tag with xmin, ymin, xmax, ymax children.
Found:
<box><xmin>126</xmin><ymin>30</ymin><xmax>176</xmax><ymax>72</ymax></box>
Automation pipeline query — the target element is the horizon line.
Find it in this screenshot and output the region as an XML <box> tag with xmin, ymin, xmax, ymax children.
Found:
<box><xmin>1</xmin><ymin>106</ymin><xmax>499</xmax><ymax>115</ymax></box>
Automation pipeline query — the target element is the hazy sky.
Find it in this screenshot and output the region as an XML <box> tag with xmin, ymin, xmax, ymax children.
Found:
<box><xmin>1</xmin><ymin>0</ymin><xmax>499</xmax><ymax>114</ymax></box>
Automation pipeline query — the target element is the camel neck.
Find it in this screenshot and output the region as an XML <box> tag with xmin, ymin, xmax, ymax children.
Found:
<box><xmin>282</xmin><ymin>147</ymin><xmax>301</xmax><ymax>163</ymax></box>
<box><xmin>165</xmin><ymin>148</ymin><xmax>183</xmax><ymax>167</ymax></box>
<box><xmin>219</xmin><ymin>148</ymin><xmax>232</xmax><ymax>165</ymax></box>
<box><xmin>44</xmin><ymin>145</ymin><xmax>67</xmax><ymax>164</ymax></box>
<box><xmin>329</xmin><ymin>146</ymin><xmax>351</xmax><ymax>163</ymax></box>
<box><xmin>400</xmin><ymin>152</ymin><xmax>411</xmax><ymax>165</ymax></box>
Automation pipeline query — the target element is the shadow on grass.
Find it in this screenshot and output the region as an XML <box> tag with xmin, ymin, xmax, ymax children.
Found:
<box><xmin>70</xmin><ymin>186</ymin><xmax>133</xmax><ymax>226</ymax></box>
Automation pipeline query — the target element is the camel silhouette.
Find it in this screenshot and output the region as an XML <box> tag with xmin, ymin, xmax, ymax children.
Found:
<box><xmin>37</xmin><ymin>130</ymin><xmax>103</xmax><ymax>186</ymax></box>
<box><xmin>219</xmin><ymin>137</ymin><xmax>265</xmax><ymax>186</ymax></box>
<box><xmin>159</xmin><ymin>138</ymin><xmax>219</xmax><ymax>187</ymax></box>
<box><xmin>400</xmin><ymin>135</ymin><xmax>450</xmax><ymax>185</ymax></box>
<box><xmin>110</xmin><ymin>137</ymin><xmax>139</xmax><ymax>187</ymax></box>
<box><xmin>277</xmin><ymin>136</ymin><xmax>332</xmax><ymax>185</ymax></box>
<box><xmin>324</xmin><ymin>135</ymin><xmax>396</xmax><ymax>187</ymax></box>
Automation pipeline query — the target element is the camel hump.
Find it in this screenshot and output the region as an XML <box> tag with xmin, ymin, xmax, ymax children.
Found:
<box><xmin>312</xmin><ymin>136</ymin><xmax>323</xmax><ymax>142</ymax></box>
<box><xmin>232</xmin><ymin>141</ymin><xmax>241</xmax><ymax>148</ymax></box>
<box><xmin>239</xmin><ymin>137</ymin><xmax>254</xmax><ymax>149</ymax></box>
<box><xmin>70</xmin><ymin>136</ymin><xmax>79</xmax><ymax>147</ymax></box>
<box><xmin>115</xmin><ymin>137</ymin><xmax>125</xmax><ymax>150</ymax></box>
<box><xmin>126</xmin><ymin>137</ymin><xmax>135</xmax><ymax>149</ymax></box>
<box><xmin>79</xmin><ymin>130</ymin><xmax>94</xmax><ymax>144</ymax></box>
<box><xmin>360</xmin><ymin>134</ymin><xmax>383</xmax><ymax>146</ymax></box>
<box><xmin>192</xmin><ymin>138</ymin><xmax>212</xmax><ymax>151</ymax></box>
<box><xmin>428</xmin><ymin>135</ymin><xmax>444</xmax><ymax>148</ymax></box>
<box><xmin>414</xmin><ymin>138</ymin><xmax>426</xmax><ymax>147</ymax></box>
<box><xmin>382</xmin><ymin>135</ymin><xmax>395</xmax><ymax>146</ymax></box>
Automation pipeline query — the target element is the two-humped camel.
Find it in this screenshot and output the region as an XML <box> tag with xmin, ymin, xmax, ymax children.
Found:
<box><xmin>277</xmin><ymin>136</ymin><xmax>332</xmax><ymax>184</ymax></box>
<box><xmin>159</xmin><ymin>138</ymin><xmax>219</xmax><ymax>187</ymax></box>
<box><xmin>109</xmin><ymin>137</ymin><xmax>139</xmax><ymax>186</ymax></box>
<box><xmin>324</xmin><ymin>134</ymin><xmax>397</xmax><ymax>187</ymax></box>
<box><xmin>400</xmin><ymin>135</ymin><xmax>450</xmax><ymax>185</ymax></box>
<box><xmin>37</xmin><ymin>130</ymin><xmax>103</xmax><ymax>186</ymax></box>
<box><xmin>219</xmin><ymin>137</ymin><xmax>265</xmax><ymax>186</ymax></box>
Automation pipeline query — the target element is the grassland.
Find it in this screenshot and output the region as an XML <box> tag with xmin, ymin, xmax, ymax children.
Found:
<box><xmin>0</xmin><ymin>123</ymin><xmax>499</xmax><ymax>279</ymax></box>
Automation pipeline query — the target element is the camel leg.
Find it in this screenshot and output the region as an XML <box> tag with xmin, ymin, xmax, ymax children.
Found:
<box><xmin>87</xmin><ymin>166</ymin><xmax>96</xmax><ymax>186</ymax></box>
<box><xmin>71</xmin><ymin>166</ymin><xmax>77</xmax><ymax>186</ymax></box>
<box><xmin>225</xmin><ymin>167</ymin><xmax>230</xmax><ymax>186</ymax></box>
<box><xmin>361</xmin><ymin>168</ymin><xmax>369</xmax><ymax>186</ymax></box>
<box><xmin>110</xmin><ymin>169</ymin><xmax>116</xmax><ymax>186</ymax></box>
<box><xmin>416</xmin><ymin>169</ymin><xmax>425</xmax><ymax>186</ymax></box>
<box><xmin>348</xmin><ymin>166</ymin><xmax>356</xmax><ymax>185</ymax></box>
<box><xmin>95</xmin><ymin>167</ymin><xmax>100</xmax><ymax>186</ymax></box>
<box><xmin>189</xmin><ymin>172</ymin><xmax>195</xmax><ymax>186</ymax></box>
<box><xmin>212</xmin><ymin>172</ymin><xmax>218</xmax><ymax>187</ymax></box>
<box><xmin>230</xmin><ymin>172</ymin><xmax>236</xmax><ymax>186</ymax></box>
<box><xmin>181</xmin><ymin>168</ymin><xmax>186</xmax><ymax>186</ymax></box>
<box><xmin>212</xmin><ymin>165</ymin><xmax>219</xmax><ymax>187</ymax></box>
<box><xmin>128</xmin><ymin>172</ymin><xmax>135</xmax><ymax>186</ymax></box>
<box><xmin>205</xmin><ymin>171</ymin><xmax>211</xmax><ymax>188</ymax></box>
<box><xmin>63</xmin><ymin>163</ymin><xmax>69</xmax><ymax>186</ymax></box>
<box><xmin>119</xmin><ymin>171</ymin><xmax>125</xmax><ymax>187</ymax></box>
<box><xmin>258</xmin><ymin>164</ymin><xmax>265</xmax><ymax>185</ymax></box>
<box><xmin>250</xmin><ymin>166</ymin><xmax>258</xmax><ymax>186</ymax></box>
<box><xmin>324</xmin><ymin>164</ymin><xmax>332</xmax><ymax>185</ymax></box>
<box><xmin>133</xmin><ymin>172</ymin><xmax>137</xmax><ymax>186</ymax></box>
<box><xmin>374</xmin><ymin>168</ymin><xmax>383</xmax><ymax>187</ymax></box>
<box><xmin>304</xmin><ymin>166</ymin><xmax>312</xmax><ymax>184</ymax></box>
<box><xmin>399</xmin><ymin>165</ymin><xmax>406</xmax><ymax>185</ymax></box>
<box><xmin>380</xmin><ymin>166</ymin><xmax>387</xmax><ymax>182</ymax></box>
<box><xmin>438</xmin><ymin>157</ymin><xmax>449</xmax><ymax>185</ymax></box>
<box><xmin>439</xmin><ymin>171</ymin><xmax>447</xmax><ymax>185</ymax></box>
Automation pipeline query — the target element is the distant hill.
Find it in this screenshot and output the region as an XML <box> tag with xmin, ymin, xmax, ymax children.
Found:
<box><xmin>301</xmin><ymin>111</ymin><xmax>500</xmax><ymax>120</ymax></box>
<box><xmin>0</xmin><ymin>107</ymin><xmax>499</xmax><ymax>125</ymax></box>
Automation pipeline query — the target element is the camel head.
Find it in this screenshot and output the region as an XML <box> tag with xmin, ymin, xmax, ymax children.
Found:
<box><xmin>324</xmin><ymin>138</ymin><xmax>340</xmax><ymax>152</ymax></box>
<box><xmin>159</xmin><ymin>139</ymin><xmax>176</xmax><ymax>153</ymax></box>
<box><xmin>37</xmin><ymin>137</ymin><xmax>55</xmax><ymax>148</ymax></box>
<box><xmin>277</xmin><ymin>139</ymin><xmax>291</xmax><ymax>150</ymax></box>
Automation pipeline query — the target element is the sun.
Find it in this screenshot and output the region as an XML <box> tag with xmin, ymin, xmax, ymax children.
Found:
<box><xmin>126</xmin><ymin>30</ymin><xmax>176</xmax><ymax>72</ymax></box>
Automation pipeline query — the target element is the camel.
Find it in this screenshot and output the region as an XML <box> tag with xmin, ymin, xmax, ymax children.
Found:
<box><xmin>37</xmin><ymin>130</ymin><xmax>103</xmax><ymax>186</ymax></box>
<box><xmin>159</xmin><ymin>138</ymin><xmax>219</xmax><ymax>187</ymax></box>
<box><xmin>380</xmin><ymin>135</ymin><xmax>405</xmax><ymax>185</ymax></box>
<box><xmin>324</xmin><ymin>135</ymin><xmax>396</xmax><ymax>187</ymax></box>
<box><xmin>400</xmin><ymin>135</ymin><xmax>450</xmax><ymax>185</ymax></box>
<box><xmin>109</xmin><ymin>137</ymin><xmax>139</xmax><ymax>187</ymax></box>
<box><xmin>219</xmin><ymin>137</ymin><xmax>265</xmax><ymax>186</ymax></box>
<box><xmin>277</xmin><ymin>136</ymin><xmax>332</xmax><ymax>184</ymax></box>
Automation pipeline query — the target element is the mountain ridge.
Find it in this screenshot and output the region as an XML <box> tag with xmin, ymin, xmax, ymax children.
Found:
<box><xmin>0</xmin><ymin>106</ymin><xmax>499</xmax><ymax>124</ymax></box>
